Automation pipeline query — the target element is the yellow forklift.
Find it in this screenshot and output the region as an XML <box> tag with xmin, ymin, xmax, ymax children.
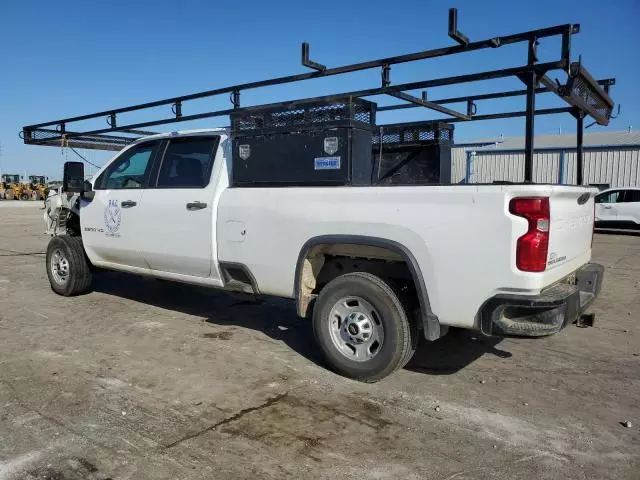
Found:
<box><xmin>26</xmin><ymin>175</ymin><xmax>48</xmax><ymax>200</ymax></box>
<box><xmin>0</xmin><ymin>174</ymin><xmax>26</xmax><ymax>200</ymax></box>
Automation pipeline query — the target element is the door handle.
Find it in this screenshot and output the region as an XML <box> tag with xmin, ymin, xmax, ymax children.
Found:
<box><xmin>186</xmin><ymin>201</ymin><xmax>207</xmax><ymax>211</ymax></box>
<box><xmin>602</xmin><ymin>205</ymin><xmax>612</xmax><ymax>209</ymax></box>
<box><xmin>121</xmin><ymin>200</ymin><xmax>137</xmax><ymax>208</ymax></box>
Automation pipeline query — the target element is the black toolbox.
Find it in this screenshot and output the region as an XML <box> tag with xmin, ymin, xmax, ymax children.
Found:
<box><xmin>230</xmin><ymin>98</ymin><xmax>455</xmax><ymax>187</ymax></box>
<box><xmin>372</xmin><ymin>122</ymin><xmax>454</xmax><ymax>185</ymax></box>
<box><xmin>231</xmin><ymin>98</ymin><xmax>376</xmax><ymax>186</ymax></box>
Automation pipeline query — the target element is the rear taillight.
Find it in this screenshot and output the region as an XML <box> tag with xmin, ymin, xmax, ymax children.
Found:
<box><xmin>509</xmin><ymin>197</ymin><xmax>550</xmax><ymax>272</ymax></box>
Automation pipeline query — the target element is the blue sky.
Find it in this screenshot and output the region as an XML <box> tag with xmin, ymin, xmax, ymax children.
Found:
<box><xmin>1</xmin><ymin>0</ymin><xmax>638</xmax><ymax>178</ymax></box>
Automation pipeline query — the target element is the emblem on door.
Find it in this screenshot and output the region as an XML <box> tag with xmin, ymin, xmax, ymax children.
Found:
<box><xmin>104</xmin><ymin>199</ymin><xmax>122</xmax><ymax>237</ymax></box>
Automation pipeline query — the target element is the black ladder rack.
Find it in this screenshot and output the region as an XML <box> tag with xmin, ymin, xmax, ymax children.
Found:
<box><xmin>21</xmin><ymin>8</ymin><xmax>616</xmax><ymax>184</ymax></box>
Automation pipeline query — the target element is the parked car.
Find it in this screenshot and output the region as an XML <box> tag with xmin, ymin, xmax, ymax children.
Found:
<box><xmin>594</xmin><ymin>187</ymin><xmax>640</xmax><ymax>229</ymax></box>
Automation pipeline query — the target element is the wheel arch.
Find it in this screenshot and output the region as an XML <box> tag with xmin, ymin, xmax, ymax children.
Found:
<box><xmin>66</xmin><ymin>210</ymin><xmax>82</xmax><ymax>237</ymax></box>
<box><xmin>294</xmin><ymin>235</ymin><xmax>441</xmax><ymax>340</ymax></box>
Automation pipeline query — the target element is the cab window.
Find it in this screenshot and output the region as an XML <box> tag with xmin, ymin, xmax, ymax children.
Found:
<box><xmin>595</xmin><ymin>190</ymin><xmax>622</xmax><ymax>204</ymax></box>
<box><xmin>95</xmin><ymin>142</ymin><xmax>157</xmax><ymax>190</ymax></box>
<box><xmin>155</xmin><ymin>136</ymin><xmax>219</xmax><ymax>188</ymax></box>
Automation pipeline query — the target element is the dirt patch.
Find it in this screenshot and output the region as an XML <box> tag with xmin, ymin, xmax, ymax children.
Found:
<box><xmin>217</xmin><ymin>393</ymin><xmax>393</xmax><ymax>462</ymax></box>
<box><xmin>25</xmin><ymin>467</ymin><xmax>68</xmax><ymax>480</ymax></box>
<box><xmin>75</xmin><ymin>458</ymin><xmax>98</xmax><ymax>473</ymax></box>
<box><xmin>24</xmin><ymin>457</ymin><xmax>106</xmax><ymax>480</ymax></box>
<box><xmin>202</xmin><ymin>331</ymin><xmax>234</xmax><ymax>340</ymax></box>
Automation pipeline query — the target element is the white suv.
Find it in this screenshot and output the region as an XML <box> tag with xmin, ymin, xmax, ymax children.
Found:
<box><xmin>595</xmin><ymin>188</ymin><xmax>640</xmax><ymax>229</ymax></box>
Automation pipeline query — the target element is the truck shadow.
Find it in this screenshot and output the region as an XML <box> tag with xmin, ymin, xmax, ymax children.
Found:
<box><xmin>405</xmin><ymin>329</ymin><xmax>511</xmax><ymax>375</ymax></box>
<box><xmin>92</xmin><ymin>272</ymin><xmax>511</xmax><ymax>375</ymax></box>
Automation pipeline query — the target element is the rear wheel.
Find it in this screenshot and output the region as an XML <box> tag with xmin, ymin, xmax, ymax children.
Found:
<box><xmin>312</xmin><ymin>272</ymin><xmax>416</xmax><ymax>382</ymax></box>
<box><xmin>46</xmin><ymin>235</ymin><xmax>92</xmax><ymax>296</ymax></box>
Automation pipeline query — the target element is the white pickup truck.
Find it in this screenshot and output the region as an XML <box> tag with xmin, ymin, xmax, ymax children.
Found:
<box><xmin>46</xmin><ymin>128</ymin><xmax>603</xmax><ymax>382</ymax></box>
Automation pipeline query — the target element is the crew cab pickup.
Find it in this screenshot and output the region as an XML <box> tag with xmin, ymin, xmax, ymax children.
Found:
<box><xmin>45</xmin><ymin>128</ymin><xmax>604</xmax><ymax>381</ymax></box>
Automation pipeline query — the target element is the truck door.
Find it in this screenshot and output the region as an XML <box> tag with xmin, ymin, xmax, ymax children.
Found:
<box><xmin>138</xmin><ymin>135</ymin><xmax>221</xmax><ymax>280</ymax></box>
<box><xmin>616</xmin><ymin>189</ymin><xmax>640</xmax><ymax>226</ymax></box>
<box><xmin>594</xmin><ymin>189</ymin><xmax>622</xmax><ymax>225</ymax></box>
<box><xmin>81</xmin><ymin>141</ymin><xmax>161</xmax><ymax>269</ymax></box>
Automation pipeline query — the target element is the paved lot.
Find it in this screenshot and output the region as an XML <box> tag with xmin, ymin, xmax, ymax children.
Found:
<box><xmin>0</xmin><ymin>201</ymin><xmax>638</xmax><ymax>480</ymax></box>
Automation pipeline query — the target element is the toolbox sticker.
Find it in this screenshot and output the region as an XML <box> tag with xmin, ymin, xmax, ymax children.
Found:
<box><xmin>314</xmin><ymin>156</ymin><xmax>341</xmax><ymax>170</ymax></box>
<box><xmin>239</xmin><ymin>144</ymin><xmax>251</xmax><ymax>160</ymax></box>
<box><xmin>323</xmin><ymin>137</ymin><xmax>339</xmax><ymax>155</ymax></box>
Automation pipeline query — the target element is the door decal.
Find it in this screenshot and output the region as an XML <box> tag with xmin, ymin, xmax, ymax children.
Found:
<box><xmin>104</xmin><ymin>199</ymin><xmax>122</xmax><ymax>237</ymax></box>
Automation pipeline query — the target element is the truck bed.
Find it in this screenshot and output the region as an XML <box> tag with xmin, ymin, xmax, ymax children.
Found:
<box><xmin>217</xmin><ymin>184</ymin><xmax>596</xmax><ymax>329</ymax></box>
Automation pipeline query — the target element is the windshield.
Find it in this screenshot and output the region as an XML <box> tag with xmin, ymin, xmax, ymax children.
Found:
<box><xmin>2</xmin><ymin>175</ymin><xmax>20</xmax><ymax>183</ymax></box>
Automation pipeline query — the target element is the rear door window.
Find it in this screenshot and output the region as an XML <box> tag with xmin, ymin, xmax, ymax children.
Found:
<box><xmin>595</xmin><ymin>190</ymin><xmax>623</xmax><ymax>204</ymax></box>
<box><xmin>621</xmin><ymin>190</ymin><xmax>640</xmax><ymax>203</ymax></box>
<box><xmin>156</xmin><ymin>136</ymin><xmax>219</xmax><ymax>188</ymax></box>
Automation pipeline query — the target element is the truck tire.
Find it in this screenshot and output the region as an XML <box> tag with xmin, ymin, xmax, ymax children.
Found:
<box><xmin>46</xmin><ymin>235</ymin><xmax>92</xmax><ymax>296</ymax></box>
<box><xmin>312</xmin><ymin>272</ymin><xmax>416</xmax><ymax>382</ymax></box>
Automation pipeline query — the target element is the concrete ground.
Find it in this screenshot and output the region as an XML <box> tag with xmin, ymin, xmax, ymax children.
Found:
<box><xmin>0</xmin><ymin>201</ymin><xmax>638</xmax><ymax>480</ymax></box>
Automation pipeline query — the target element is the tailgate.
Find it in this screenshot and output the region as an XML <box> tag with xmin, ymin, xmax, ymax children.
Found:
<box><xmin>547</xmin><ymin>187</ymin><xmax>596</xmax><ymax>272</ymax></box>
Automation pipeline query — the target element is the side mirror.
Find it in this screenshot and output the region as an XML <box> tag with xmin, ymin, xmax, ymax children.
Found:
<box><xmin>80</xmin><ymin>180</ymin><xmax>95</xmax><ymax>201</ymax></box>
<box><xmin>63</xmin><ymin>161</ymin><xmax>84</xmax><ymax>193</ymax></box>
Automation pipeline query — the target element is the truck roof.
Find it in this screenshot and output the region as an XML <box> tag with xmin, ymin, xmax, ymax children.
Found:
<box><xmin>134</xmin><ymin>128</ymin><xmax>229</xmax><ymax>144</ymax></box>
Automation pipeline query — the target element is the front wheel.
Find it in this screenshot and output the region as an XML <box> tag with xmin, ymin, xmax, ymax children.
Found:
<box><xmin>312</xmin><ymin>272</ymin><xmax>416</xmax><ymax>382</ymax></box>
<box><xmin>46</xmin><ymin>235</ymin><xmax>92</xmax><ymax>296</ymax></box>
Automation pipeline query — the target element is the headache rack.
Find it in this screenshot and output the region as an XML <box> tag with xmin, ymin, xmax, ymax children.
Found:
<box><xmin>231</xmin><ymin>98</ymin><xmax>376</xmax><ymax>133</ymax></box>
<box><xmin>21</xmin><ymin>8</ymin><xmax>616</xmax><ymax>185</ymax></box>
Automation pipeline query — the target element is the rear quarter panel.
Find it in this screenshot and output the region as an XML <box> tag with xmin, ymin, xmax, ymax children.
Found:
<box><xmin>544</xmin><ymin>188</ymin><xmax>596</xmax><ymax>281</ymax></box>
<box><xmin>217</xmin><ymin>185</ymin><xmax>593</xmax><ymax>329</ymax></box>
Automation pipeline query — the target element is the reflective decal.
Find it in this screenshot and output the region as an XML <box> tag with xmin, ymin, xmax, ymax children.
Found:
<box><xmin>314</xmin><ymin>156</ymin><xmax>341</xmax><ymax>170</ymax></box>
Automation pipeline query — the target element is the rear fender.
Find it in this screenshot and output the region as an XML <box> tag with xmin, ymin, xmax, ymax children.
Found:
<box><xmin>294</xmin><ymin>235</ymin><xmax>442</xmax><ymax>341</ymax></box>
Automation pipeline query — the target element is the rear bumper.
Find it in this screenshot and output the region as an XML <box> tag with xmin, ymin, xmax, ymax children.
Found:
<box><xmin>480</xmin><ymin>263</ymin><xmax>604</xmax><ymax>337</ymax></box>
